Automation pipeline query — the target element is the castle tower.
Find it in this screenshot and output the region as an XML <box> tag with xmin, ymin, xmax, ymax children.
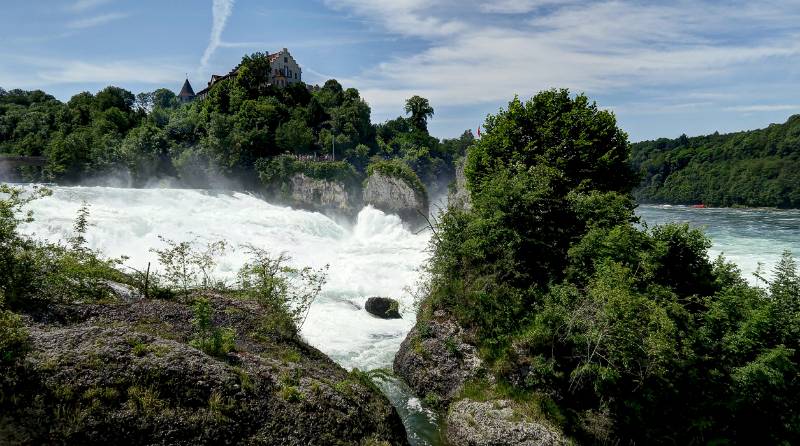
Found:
<box><xmin>178</xmin><ymin>78</ymin><xmax>196</xmax><ymax>103</ymax></box>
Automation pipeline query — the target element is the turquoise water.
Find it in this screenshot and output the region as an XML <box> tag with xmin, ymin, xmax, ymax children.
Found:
<box><xmin>637</xmin><ymin>204</ymin><xmax>800</xmax><ymax>284</ymax></box>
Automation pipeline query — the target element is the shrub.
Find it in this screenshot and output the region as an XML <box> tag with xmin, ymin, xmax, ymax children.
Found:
<box><xmin>0</xmin><ymin>309</ymin><xmax>30</xmax><ymax>364</ymax></box>
<box><xmin>237</xmin><ymin>246</ymin><xmax>327</xmax><ymax>339</ymax></box>
<box><xmin>150</xmin><ymin>237</ymin><xmax>227</xmax><ymax>295</ymax></box>
<box><xmin>189</xmin><ymin>296</ymin><xmax>236</xmax><ymax>357</ymax></box>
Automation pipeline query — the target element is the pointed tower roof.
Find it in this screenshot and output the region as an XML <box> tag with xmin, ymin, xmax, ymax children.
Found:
<box><xmin>178</xmin><ymin>78</ymin><xmax>195</xmax><ymax>98</ymax></box>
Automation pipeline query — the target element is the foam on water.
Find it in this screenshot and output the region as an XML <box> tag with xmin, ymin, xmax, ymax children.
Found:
<box><xmin>17</xmin><ymin>186</ymin><xmax>429</xmax><ymax>370</ymax></box>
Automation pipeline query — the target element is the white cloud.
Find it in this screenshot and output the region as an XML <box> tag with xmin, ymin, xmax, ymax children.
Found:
<box><xmin>725</xmin><ymin>104</ymin><xmax>800</xmax><ymax>113</ymax></box>
<box><xmin>480</xmin><ymin>0</ymin><xmax>570</xmax><ymax>14</ymax></box>
<box><xmin>0</xmin><ymin>55</ymin><xmax>180</xmax><ymax>88</ymax></box>
<box><xmin>323</xmin><ymin>0</ymin><xmax>465</xmax><ymax>38</ymax></box>
<box><xmin>67</xmin><ymin>12</ymin><xmax>128</xmax><ymax>29</ymax></box>
<box><xmin>324</xmin><ymin>0</ymin><xmax>800</xmax><ymax>122</ymax></box>
<box><xmin>66</xmin><ymin>0</ymin><xmax>113</xmax><ymax>13</ymax></box>
<box><xmin>200</xmin><ymin>0</ymin><xmax>236</xmax><ymax>73</ymax></box>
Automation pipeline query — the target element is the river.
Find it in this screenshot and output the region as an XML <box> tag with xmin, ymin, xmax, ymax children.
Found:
<box><xmin>13</xmin><ymin>186</ymin><xmax>800</xmax><ymax>445</ymax></box>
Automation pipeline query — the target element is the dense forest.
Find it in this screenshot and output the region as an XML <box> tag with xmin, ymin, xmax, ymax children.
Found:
<box><xmin>413</xmin><ymin>89</ymin><xmax>799</xmax><ymax>444</ymax></box>
<box><xmin>0</xmin><ymin>52</ymin><xmax>472</xmax><ymax>192</ymax></box>
<box><xmin>632</xmin><ymin>115</ymin><xmax>800</xmax><ymax>208</ymax></box>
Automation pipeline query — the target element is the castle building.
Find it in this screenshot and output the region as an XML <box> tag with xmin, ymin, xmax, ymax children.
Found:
<box><xmin>191</xmin><ymin>48</ymin><xmax>302</xmax><ymax>101</ymax></box>
<box><xmin>177</xmin><ymin>78</ymin><xmax>196</xmax><ymax>103</ymax></box>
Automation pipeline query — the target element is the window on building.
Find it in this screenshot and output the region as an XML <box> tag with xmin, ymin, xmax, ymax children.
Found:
<box><xmin>284</xmin><ymin>57</ymin><xmax>288</xmax><ymax>63</ymax></box>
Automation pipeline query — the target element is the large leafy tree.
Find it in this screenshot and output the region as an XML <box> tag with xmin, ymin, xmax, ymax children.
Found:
<box><xmin>404</xmin><ymin>95</ymin><xmax>434</xmax><ymax>132</ymax></box>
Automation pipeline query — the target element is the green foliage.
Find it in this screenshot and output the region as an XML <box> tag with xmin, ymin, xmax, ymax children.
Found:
<box><xmin>0</xmin><ymin>185</ymin><xmax>126</xmax><ymax>309</ymax></box>
<box><xmin>632</xmin><ymin>115</ymin><xmax>800</xmax><ymax>207</ymax></box>
<box><xmin>189</xmin><ymin>297</ymin><xmax>236</xmax><ymax>357</ymax></box>
<box><xmin>255</xmin><ymin>154</ymin><xmax>362</xmax><ymax>198</ymax></box>
<box><xmin>0</xmin><ymin>309</ymin><xmax>30</xmax><ymax>364</ymax></box>
<box><xmin>237</xmin><ymin>246</ymin><xmax>327</xmax><ymax>339</ymax></box>
<box><xmin>367</xmin><ymin>159</ymin><xmax>427</xmax><ymax>202</ymax></box>
<box><xmin>150</xmin><ymin>237</ymin><xmax>227</xmax><ymax>295</ymax></box>
<box><xmin>404</xmin><ymin>95</ymin><xmax>434</xmax><ymax>132</ymax></box>
<box><xmin>421</xmin><ymin>89</ymin><xmax>800</xmax><ymax>444</ymax></box>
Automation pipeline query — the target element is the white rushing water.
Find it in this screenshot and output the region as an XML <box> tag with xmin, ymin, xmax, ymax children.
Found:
<box><xmin>17</xmin><ymin>185</ymin><xmax>430</xmax><ymax>371</ymax></box>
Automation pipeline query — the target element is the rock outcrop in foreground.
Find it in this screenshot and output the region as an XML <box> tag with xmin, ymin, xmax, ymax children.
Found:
<box><xmin>393</xmin><ymin>310</ymin><xmax>482</xmax><ymax>407</ymax></box>
<box><xmin>1</xmin><ymin>294</ymin><xmax>407</xmax><ymax>445</ymax></box>
<box><xmin>394</xmin><ymin>310</ymin><xmax>568</xmax><ymax>445</ymax></box>
<box><xmin>447</xmin><ymin>399</ymin><xmax>566</xmax><ymax>446</ymax></box>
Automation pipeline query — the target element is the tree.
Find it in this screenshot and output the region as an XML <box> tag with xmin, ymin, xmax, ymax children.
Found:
<box><xmin>152</xmin><ymin>88</ymin><xmax>178</xmax><ymax>109</ymax></box>
<box><xmin>275</xmin><ymin>118</ymin><xmax>313</xmax><ymax>153</ymax></box>
<box><xmin>95</xmin><ymin>86</ymin><xmax>135</xmax><ymax>113</ymax></box>
<box><xmin>234</xmin><ymin>52</ymin><xmax>272</xmax><ymax>99</ymax></box>
<box><xmin>404</xmin><ymin>95</ymin><xmax>434</xmax><ymax>132</ymax></box>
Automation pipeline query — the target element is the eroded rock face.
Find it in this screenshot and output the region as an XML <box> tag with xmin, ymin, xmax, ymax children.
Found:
<box><xmin>447</xmin><ymin>399</ymin><xmax>567</xmax><ymax>446</ymax></box>
<box><xmin>289</xmin><ymin>173</ymin><xmax>361</xmax><ymax>218</ymax></box>
<box><xmin>393</xmin><ymin>311</ymin><xmax>482</xmax><ymax>407</ymax></box>
<box><xmin>449</xmin><ymin>157</ymin><xmax>471</xmax><ymax>210</ymax></box>
<box><xmin>365</xmin><ymin>297</ymin><xmax>401</xmax><ymax>319</ymax></box>
<box><xmin>1</xmin><ymin>295</ymin><xmax>408</xmax><ymax>446</ymax></box>
<box><xmin>363</xmin><ymin>172</ymin><xmax>428</xmax><ymax>228</ymax></box>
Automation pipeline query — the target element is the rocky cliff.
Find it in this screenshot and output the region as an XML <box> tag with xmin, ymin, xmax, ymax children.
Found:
<box><xmin>449</xmin><ymin>157</ymin><xmax>471</xmax><ymax>210</ymax></box>
<box><xmin>394</xmin><ymin>310</ymin><xmax>566</xmax><ymax>446</ymax></box>
<box><xmin>363</xmin><ymin>171</ymin><xmax>428</xmax><ymax>229</ymax></box>
<box><xmin>288</xmin><ymin>173</ymin><xmax>362</xmax><ymax>219</ymax></box>
<box><xmin>1</xmin><ymin>293</ymin><xmax>408</xmax><ymax>445</ymax></box>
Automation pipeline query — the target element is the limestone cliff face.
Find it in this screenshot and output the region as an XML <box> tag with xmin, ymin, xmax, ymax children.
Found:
<box><xmin>449</xmin><ymin>157</ymin><xmax>471</xmax><ymax>210</ymax></box>
<box><xmin>363</xmin><ymin>172</ymin><xmax>428</xmax><ymax>228</ymax></box>
<box><xmin>288</xmin><ymin>173</ymin><xmax>361</xmax><ymax>218</ymax></box>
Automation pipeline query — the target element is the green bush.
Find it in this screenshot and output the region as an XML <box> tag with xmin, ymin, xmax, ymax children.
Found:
<box><xmin>236</xmin><ymin>246</ymin><xmax>327</xmax><ymax>339</ymax></box>
<box><xmin>0</xmin><ymin>309</ymin><xmax>30</xmax><ymax>364</ymax></box>
<box><xmin>420</xmin><ymin>89</ymin><xmax>800</xmax><ymax>444</ymax></box>
<box><xmin>189</xmin><ymin>297</ymin><xmax>236</xmax><ymax>357</ymax></box>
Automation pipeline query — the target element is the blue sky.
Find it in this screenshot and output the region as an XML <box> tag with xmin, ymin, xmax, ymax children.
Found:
<box><xmin>2</xmin><ymin>0</ymin><xmax>800</xmax><ymax>141</ymax></box>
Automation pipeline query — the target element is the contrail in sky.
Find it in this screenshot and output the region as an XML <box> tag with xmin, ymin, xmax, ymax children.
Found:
<box><xmin>200</xmin><ymin>0</ymin><xmax>235</xmax><ymax>73</ymax></box>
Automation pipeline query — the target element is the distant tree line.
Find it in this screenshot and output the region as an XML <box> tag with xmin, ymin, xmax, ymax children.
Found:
<box><xmin>631</xmin><ymin>116</ymin><xmax>800</xmax><ymax>208</ymax></box>
<box><xmin>0</xmin><ymin>52</ymin><xmax>473</xmax><ymax>191</ymax></box>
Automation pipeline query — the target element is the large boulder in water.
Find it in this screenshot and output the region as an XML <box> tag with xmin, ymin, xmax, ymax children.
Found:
<box><xmin>1</xmin><ymin>294</ymin><xmax>408</xmax><ymax>445</ymax></box>
<box><xmin>365</xmin><ymin>297</ymin><xmax>402</xmax><ymax>319</ymax></box>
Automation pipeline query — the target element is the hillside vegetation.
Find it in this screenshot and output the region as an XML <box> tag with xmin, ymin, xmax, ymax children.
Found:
<box><xmin>0</xmin><ymin>52</ymin><xmax>472</xmax><ymax>193</ymax></box>
<box><xmin>401</xmin><ymin>89</ymin><xmax>800</xmax><ymax>444</ymax></box>
<box><xmin>632</xmin><ymin>115</ymin><xmax>800</xmax><ymax>208</ymax></box>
